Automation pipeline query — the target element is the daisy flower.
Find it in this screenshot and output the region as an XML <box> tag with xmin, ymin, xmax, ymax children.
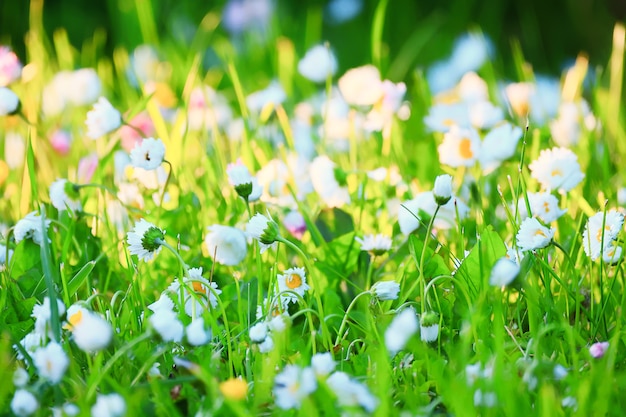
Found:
<box><xmin>517</xmin><ymin>191</ymin><xmax>567</xmax><ymax>224</ymax></box>
<box><xmin>0</xmin><ymin>87</ymin><xmax>19</xmax><ymax>115</ymax></box>
<box><xmin>168</xmin><ymin>267</ymin><xmax>222</xmax><ymax>316</ymax></box>
<box><xmin>273</xmin><ymin>365</ymin><xmax>317</xmax><ymax>410</ymax></box>
<box><xmin>247</xmin><ymin>213</ymin><xmax>280</xmax><ymax>253</ymax></box>
<box><xmin>277</xmin><ymin>267</ymin><xmax>310</xmax><ymax>304</ymax></box>
<box><xmin>528</xmin><ymin>147</ymin><xmax>584</xmax><ymax>193</ymax></box>
<box><xmin>204</xmin><ymin>225</ymin><xmax>248</xmax><ymax>266</ymax></box>
<box><xmin>582</xmin><ymin>210</ymin><xmax>624</xmax><ymax>261</ymax></box>
<box><xmin>85</xmin><ymin>97</ymin><xmax>121</xmax><ymax>139</ymax></box>
<box><xmin>186</xmin><ymin>317</ymin><xmax>212</xmax><ymax>346</ymax></box>
<box><xmin>489</xmin><ymin>258</ymin><xmax>520</xmax><ymax>287</ymax></box>
<box><xmin>602</xmin><ymin>244</ymin><xmax>623</xmax><ymax>264</ymax></box>
<box><xmin>226</xmin><ymin>159</ymin><xmax>261</xmax><ymax>201</ymax></box>
<box><xmin>516</xmin><ymin>217</ymin><xmax>554</xmax><ymax>251</ymax></box>
<box><xmin>126</xmin><ymin>219</ymin><xmax>165</xmax><ymax>261</ymax></box>
<box><xmin>91</xmin><ymin>393</ymin><xmax>126</xmax><ymax>417</ymax></box>
<box><xmin>433</xmin><ymin>174</ymin><xmax>453</xmax><ymax>205</ymax></box>
<box><xmin>129</xmin><ymin>137</ymin><xmax>165</xmax><ymax>171</ymax></box>
<box><xmin>355</xmin><ymin>233</ymin><xmax>392</xmax><ymax>256</ymax></box>
<box><xmin>311</xmin><ymin>352</ymin><xmax>336</xmax><ymax>377</ymax></box>
<box><xmin>309</xmin><ymin>155</ymin><xmax>350</xmax><ymax>208</ymax></box>
<box><xmin>385</xmin><ymin>307</ymin><xmax>418</xmax><ymax>356</ymax></box>
<box><xmin>49</xmin><ymin>179</ymin><xmax>82</xmax><ymax>212</ymax></box>
<box><xmin>326</xmin><ymin>371</ymin><xmax>378</xmax><ymax>412</ymax></box>
<box><xmin>11</xmin><ymin>389</ymin><xmax>39</xmax><ymax>417</ymax></box>
<box><xmin>14</xmin><ymin>211</ymin><xmax>51</xmax><ymax>246</ymax></box>
<box><xmin>338</xmin><ymin>64</ymin><xmax>383</xmax><ymax>106</ymax></box>
<box><xmin>437</xmin><ymin>125</ymin><xmax>481</xmax><ymax>167</ymax></box>
<box><xmin>479</xmin><ymin>122</ymin><xmax>522</xmax><ymax>173</ymax></box>
<box><xmin>423</xmin><ymin>102</ymin><xmax>471</xmax><ymax>133</ymax></box>
<box><xmin>398</xmin><ymin>191</ymin><xmax>470</xmax><ymax>235</ymax></box>
<box><xmin>33</xmin><ymin>342</ymin><xmax>69</xmax><ymax>384</ymax></box>
<box><xmin>298</xmin><ymin>44</ymin><xmax>338</xmax><ymax>83</ymax></box>
<box><xmin>66</xmin><ymin>305</ymin><xmax>113</xmax><ymax>352</ymax></box>
<box><xmin>419</xmin><ymin>311</ymin><xmax>439</xmax><ymax>343</ymax></box>
<box><xmin>149</xmin><ymin>308</ymin><xmax>184</xmax><ymax>343</ymax></box>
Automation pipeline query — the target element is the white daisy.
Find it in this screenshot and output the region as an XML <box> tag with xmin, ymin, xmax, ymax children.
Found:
<box><xmin>49</xmin><ymin>179</ymin><xmax>82</xmax><ymax>212</ymax></box>
<box><xmin>337</xmin><ymin>65</ymin><xmax>383</xmax><ymax>106</ymax></box>
<box><xmin>129</xmin><ymin>137</ymin><xmax>165</xmax><ymax>171</ymax></box>
<box><xmin>419</xmin><ymin>311</ymin><xmax>439</xmax><ymax>343</ymax></box>
<box><xmin>91</xmin><ymin>393</ymin><xmax>126</xmax><ymax>417</ymax></box>
<box><xmin>438</xmin><ymin>125</ymin><xmax>481</xmax><ymax>167</ymax></box>
<box><xmin>33</xmin><ymin>342</ymin><xmax>69</xmax><ymax>384</ymax></box>
<box><xmin>204</xmin><ymin>225</ymin><xmax>248</xmax><ymax>266</ymax></box>
<box><xmin>311</xmin><ymin>352</ymin><xmax>336</xmax><ymax>377</ymax></box>
<box><xmin>370</xmin><ymin>280</ymin><xmax>400</xmax><ymax>300</ymax></box>
<box><xmin>246</xmin><ymin>213</ymin><xmax>280</xmax><ymax>253</ymax></box>
<box><xmin>11</xmin><ymin>389</ymin><xmax>39</xmax><ymax>417</ymax></box>
<box><xmin>298</xmin><ymin>44</ymin><xmax>338</xmax><ymax>83</ymax></box>
<box><xmin>385</xmin><ymin>307</ymin><xmax>418</xmax><ymax>355</ymax></box>
<box><xmin>14</xmin><ymin>211</ymin><xmax>51</xmax><ymax>246</ymax></box>
<box><xmin>355</xmin><ymin>234</ymin><xmax>392</xmax><ymax>255</ymax></box>
<box><xmin>582</xmin><ymin>210</ymin><xmax>624</xmax><ymax>261</ymax></box>
<box><xmin>517</xmin><ymin>191</ymin><xmax>567</xmax><ymax>223</ymax></box>
<box><xmin>309</xmin><ymin>155</ymin><xmax>351</xmax><ymax>208</ymax></box>
<box><xmin>126</xmin><ymin>219</ymin><xmax>165</xmax><ymax>262</ymax></box>
<box><xmin>149</xmin><ymin>308</ymin><xmax>183</xmax><ymax>343</ymax></box>
<box><xmin>326</xmin><ymin>371</ymin><xmax>378</xmax><ymax>412</ymax></box>
<box><xmin>85</xmin><ymin>97</ymin><xmax>121</xmax><ymax>139</ymax></box>
<box><xmin>489</xmin><ymin>258</ymin><xmax>520</xmax><ymax>287</ymax></box>
<box><xmin>273</xmin><ymin>365</ymin><xmax>317</xmax><ymax>410</ymax></box>
<box><xmin>0</xmin><ymin>87</ymin><xmax>19</xmax><ymax>115</ymax></box>
<box><xmin>398</xmin><ymin>191</ymin><xmax>470</xmax><ymax>235</ymax></box>
<box><xmin>186</xmin><ymin>317</ymin><xmax>212</xmax><ymax>346</ymax></box>
<box><xmin>528</xmin><ymin>147</ymin><xmax>584</xmax><ymax>193</ymax></box>
<box><xmin>277</xmin><ymin>267</ymin><xmax>310</xmax><ymax>304</ymax></box>
<box><xmin>433</xmin><ymin>174</ymin><xmax>453</xmax><ymax>205</ymax></box>
<box><xmin>423</xmin><ymin>102</ymin><xmax>471</xmax><ymax>133</ymax></box>
<box><xmin>516</xmin><ymin>217</ymin><xmax>554</xmax><ymax>251</ymax></box>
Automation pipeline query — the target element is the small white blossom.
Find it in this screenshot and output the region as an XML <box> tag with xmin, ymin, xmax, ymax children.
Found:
<box><xmin>204</xmin><ymin>225</ymin><xmax>248</xmax><ymax>265</ymax></box>
<box><xmin>33</xmin><ymin>342</ymin><xmax>69</xmax><ymax>384</ymax></box>
<box><xmin>489</xmin><ymin>258</ymin><xmax>520</xmax><ymax>287</ymax></box>
<box><xmin>126</xmin><ymin>219</ymin><xmax>165</xmax><ymax>262</ymax></box>
<box><xmin>91</xmin><ymin>393</ymin><xmax>126</xmax><ymax>417</ymax></box>
<box><xmin>11</xmin><ymin>389</ymin><xmax>39</xmax><ymax>417</ymax></box>
<box><xmin>85</xmin><ymin>97</ymin><xmax>122</xmax><ymax>139</ymax></box>
<box><xmin>273</xmin><ymin>365</ymin><xmax>317</xmax><ymax>409</ymax></box>
<box><xmin>130</xmin><ymin>137</ymin><xmax>165</xmax><ymax>170</ymax></box>
<box><xmin>385</xmin><ymin>308</ymin><xmax>418</xmax><ymax>355</ymax></box>
<box><xmin>516</xmin><ymin>217</ymin><xmax>554</xmax><ymax>251</ymax></box>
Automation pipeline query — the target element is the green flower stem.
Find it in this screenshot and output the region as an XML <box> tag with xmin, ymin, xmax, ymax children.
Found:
<box><xmin>157</xmin><ymin>238</ymin><xmax>191</xmax><ymax>317</ymax></box>
<box><xmin>365</xmin><ymin>254</ymin><xmax>376</xmax><ymax>290</ymax></box>
<box><xmin>158</xmin><ymin>160</ymin><xmax>174</xmax><ymax>220</ymax></box>
<box><xmin>334</xmin><ymin>290</ymin><xmax>371</xmax><ymax>347</ymax></box>
<box><xmin>278</xmin><ymin>236</ymin><xmax>333</xmax><ymax>352</ymax></box>
<box><xmin>419</xmin><ymin>205</ymin><xmax>440</xmax><ymax>314</ymax></box>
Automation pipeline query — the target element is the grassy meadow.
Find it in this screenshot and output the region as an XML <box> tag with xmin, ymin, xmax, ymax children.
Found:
<box><xmin>1</xmin><ymin>1</ymin><xmax>626</xmax><ymax>416</ymax></box>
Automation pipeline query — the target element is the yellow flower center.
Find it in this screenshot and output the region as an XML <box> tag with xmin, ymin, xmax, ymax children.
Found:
<box><xmin>443</xmin><ymin>118</ymin><xmax>455</xmax><ymax>127</ymax></box>
<box><xmin>286</xmin><ymin>273</ymin><xmax>302</xmax><ymax>289</ymax></box>
<box><xmin>596</xmin><ymin>225</ymin><xmax>611</xmax><ymax>242</ymax></box>
<box><xmin>219</xmin><ymin>378</ymin><xmax>248</xmax><ymax>401</ymax></box>
<box><xmin>534</xmin><ymin>229</ymin><xmax>546</xmax><ymax>238</ymax></box>
<box><xmin>459</xmin><ymin>138</ymin><xmax>473</xmax><ymax>159</ymax></box>
<box><xmin>64</xmin><ymin>309</ymin><xmax>83</xmax><ymax>330</ymax></box>
<box><xmin>192</xmin><ymin>281</ymin><xmax>204</xmax><ymax>293</ymax></box>
<box><xmin>543</xmin><ymin>202</ymin><xmax>550</xmax><ymax>212</ymax></box>
<box><xmin>551</xmin><ymin>169</ymin><xmax>562</xmax><ymax>177</ymax></box>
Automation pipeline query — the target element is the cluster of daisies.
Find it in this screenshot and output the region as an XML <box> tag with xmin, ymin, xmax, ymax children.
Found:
<box><xmin>0</xmin><ymin>21</ymin><xmax>621</xmax><ymax>415</ymax></box>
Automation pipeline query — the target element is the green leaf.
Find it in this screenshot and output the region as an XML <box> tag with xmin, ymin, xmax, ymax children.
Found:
<box><xmin>407</xmin><ymin>234</ymin><xmax>451</xmax><ymax>279</ymax></box>
<box><xmin>67</xmin><ymin>260</ymin><xmax>95</xmax><ymax>296</ymax></box>
<box><xmin>314</xmin><ymin>208</ymin><xmax>354</xmax><ymax>242</ymax></box>
<box><xmin>313</xmin><ymin>232</ymin><xmax>360</xmax><ymax>293</ymax></box>
<box><xmin>454</xmin><ymin>226</ymin><xmax>507</xmax><ymax>302</ymax></box>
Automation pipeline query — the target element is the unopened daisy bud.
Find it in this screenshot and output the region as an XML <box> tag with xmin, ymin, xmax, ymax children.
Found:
<box><xmin>247</xmin><ymin>213</ymin><xmax>280</xmax><ymax>252</ymax></box>
<box><xmin>227</xmin><ymin>160</ymin><xmax>254</xmax><ymax>200</ymax></box>
<box><xmin>85</xmin><ymin>97</ymin><xmax>122</xmax><ymax>139</ymax></box>
<box><xmin>0</xmin><ymin>87</ymin><xmax>19</xmax><ymax>115</ymax></box>
<box><xmin>11</xmin><ymin>389</ymin><xmax>38</xmax><ymax>417</ymax></box>
<box><xmin>420</xmin><ymin>311</ymin><xmax>439</xmax><ymax>343</ymax></box>
<box><xmin>220</xmin><ymin>377</ymin><xmax>248</xmax><ymax>401</ymax></box>
<box><xmin>589</xmin><ymin>341</ymin><xmax>609</xmax><ymax>359</ymax></box>
<box><xmin>433</xmin><ymin>174</ymin><xmax>453</xmax><ymax>205</ymax></box>
<box><xmin>130</xmin><ymin>137</ymin><xmax>165</xmax><ymax>170</ymax></box>
<box><xmin>489</xmin><ymin>258</ymin><xmax>520</xmax><ymax>287</ymax></box>
<box><xmin>370</xmin><ymin>280</ymin><xmax>400</xmax><ymax>300</ymax></box>
<box><xmin>126</xmin><ymin>219</ymin><xmax>165</xmax><ymax>262</ymax></box>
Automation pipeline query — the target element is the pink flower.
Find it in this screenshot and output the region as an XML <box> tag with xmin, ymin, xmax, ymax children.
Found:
<box><xmin>50</xmin><ymin>130</ymin><xmax>72</xmax><ymax>155</ymax></box>
<box><xmin>589</xmin><ymin>341</ymin><xmax>609</xmax><ymax>358</ymax></box>
<box><xmin>283</xmin><ymin>210</ymin><xmax>306</xmax><ymax>240</ymax></box>
<box><xmin>119</xmin><ymin>112</ymin><xmax>155</xmax><ymax>152</ymax></box>
<box><xmin>78</xmin><ymin>153</ymin><xmax>98</xmax><ymax>183</ymax></box>
<box><xmin>0</xmin><ymin>47</ymin><xmax>22</xmax><ymax>86</ymax></box>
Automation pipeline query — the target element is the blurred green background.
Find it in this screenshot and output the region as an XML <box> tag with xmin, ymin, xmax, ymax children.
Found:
<box><xmin>0</xmin><ymin>0</ymin><xmax>624</xmax><ymax>79</ymax></box>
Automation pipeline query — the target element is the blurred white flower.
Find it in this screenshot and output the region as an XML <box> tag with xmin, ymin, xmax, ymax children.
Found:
<box><xmin>249</xmin><ymin>321</ymin><xmax>268</xmax><ymax>343</ymax></box>
<box><xmin>273</xmin><ymin>365</ymin><xmax>317</xmax><ymax>409</ymax></box>
<box><xmin>66</xmin><ymin>305</ymin><xmax>113</xmax><ymax>352</ymax></box>
<box><xmin>12</xmin><ymin>367</ymin><xmax>28</xmax><ymax>387</ymax></box>
<box><xmin>4</xmin><ymin>131</ymin><xmax>25</xmax><ymax>169</ymax></box>
<box><xmin>149</xmin><ymin>308</ymin><xmax>184</xmax><ymax>343</ymax></box>
<box><xmin>66</xmin><ymin>68</ymin><xmax>101</xmax><ymax>106</ymax></box>
<box><xmin>398</xmin><ymin>191</ymin><xmax>469</xmax><ymax>235</ymax></box>
<box><xmin>168</xmin><ymin>267</ymin><xmax>222</xmax><ymax>316</ymax></box>
<box><xmin>325</xmin><ymin>0</ymin><xmax>363</xmax><ymax>24</ymax></box>
<box><xmin>32</xmin><ymin>297</ymin><xmax>66</xmax><ymax>336</ymax></box>
<box><xmin>310</xmin><ymin>155</ymin><xmax>350</xmax><ymax>208</ymax></box>
<box><xmin>223</xmin><ymin>0</ymin><xmax>273</xmax><ymax>35</ymax></box>
<box><xmin>130</xmin><ymin>137</ymin><xmax>165</xmax><ymax>171</ymax></box>
<box><xmin>298</xmin><ymin>44</ymin><xmax>338</xmax><ymax>83</ymax></box>
<box><xmin>77</xmin><ymin>153</ymin><xmax>99</xmax><ymax>184</ymax></box>
<box><xmin>423</xmin><ymin>102</ymin><xmax>471</xmax><ymax>133</ymax></box>
<box><xmin>14</xmin><ymin>211</ymin><xmax>50</xmax><ymax>249</ymax></box>
<box><xmin>49</xmin><ymin>179</ymin><xmax>82</xmax><ymax>212</ymax></box>
<box><xmin>311</xmin><ymin>352</ymin><xmax>335</xmax><ymax>377</ymax></box>
<box><xmin>33</xmin><ymin>342</ymin><xmax>69</xmax><ymax>384</ymax></box>
<box><xmin>469</xmin><ymin>100</ymin><xmax>503</xmax><ymax>129</ymax></box>
<box><xmin>204</xmin><ymin>225</ymin><xmax>248</xmax><ymax>266</ymax></box>
<box><xmin>479</xmin><ymin>122</ymin><xmax>522</xmax><ymax>173</ymax></box>
<box><xmin>91</xmin><ymin>393</ymin><xmax>126</xmax><ymax>417</ymax></box>
<box><xmin>187</xmin><ymin>86</ymin><xmax>233</xmax><ymax>131</ymax></box>
<box><xmin>283</xmin><ymin>210</ymin><xmax>306</xmax><ymax>240</ymax></box>
<box><xmin>602</xmin><ymin>244</ymin><xmax>623</xmax><ymax>264</ymax></box>
<box><xmin>0</xmin><ymin>87</ymin><xmax>19</xmax><ymax>115</ymax></box>
<box><xmin>247</xmin><ymin>212</ymin><xmax>280</xmax><ymax>252</ymax></box>
<box><xmin>438</xmin><ymin>125</ymin><xmax>481</xmax><ymax>167</ymax></box>
<box><xmin>419</xmin><ymin>311</ymin><xmax>439</xmax><ymax>343</ymax></box>
<box><xmin>326</xmin><ymin>371</ymin><xmax>378</xmax><ymax>412</ymax></box>
<box><xmin>246</xmin><ymin>80</ymin><xmax>286</xmax><ymax>113</ymax></box>
<box><xmin>338</xmin><ymin>65</ymin><xmax>383</xmax><ymax>106</ymax></box>
<box><xmin>11</xmin><ymin>389</ymin><xmax>39</xmax><ymax>417</ymax></box>
<box><xmin>86</xmin><ymin>97</ymin><xmax>122</xmax><ymax>139</ymax></box>
<box><xmin>489</xmin><ymin>258</ymin><xmax>520</xmax><ymax>287</ymax></box>
<box><xmin>385</xmin><ymin>307</ymin><xmax>418</xmax><ymax>355</ymax></box>
<box><xmin>186</xmin><ymin>317</ymin><xmax>212</xmax><ymax>346</ymax></box>
<box><xmin>516</xmin><ymin>217</ymin><xmax>554</xmax><ymax>251</ymax></box>
<box><xmin>258</xmin><ymin>334</ymin><xmax>274</xmax><ymax>353</ymax></box>
<box><xmin>528</xmin><ymin>147</ymin><xmax>584</xmax><ymax>193</ymax></box>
